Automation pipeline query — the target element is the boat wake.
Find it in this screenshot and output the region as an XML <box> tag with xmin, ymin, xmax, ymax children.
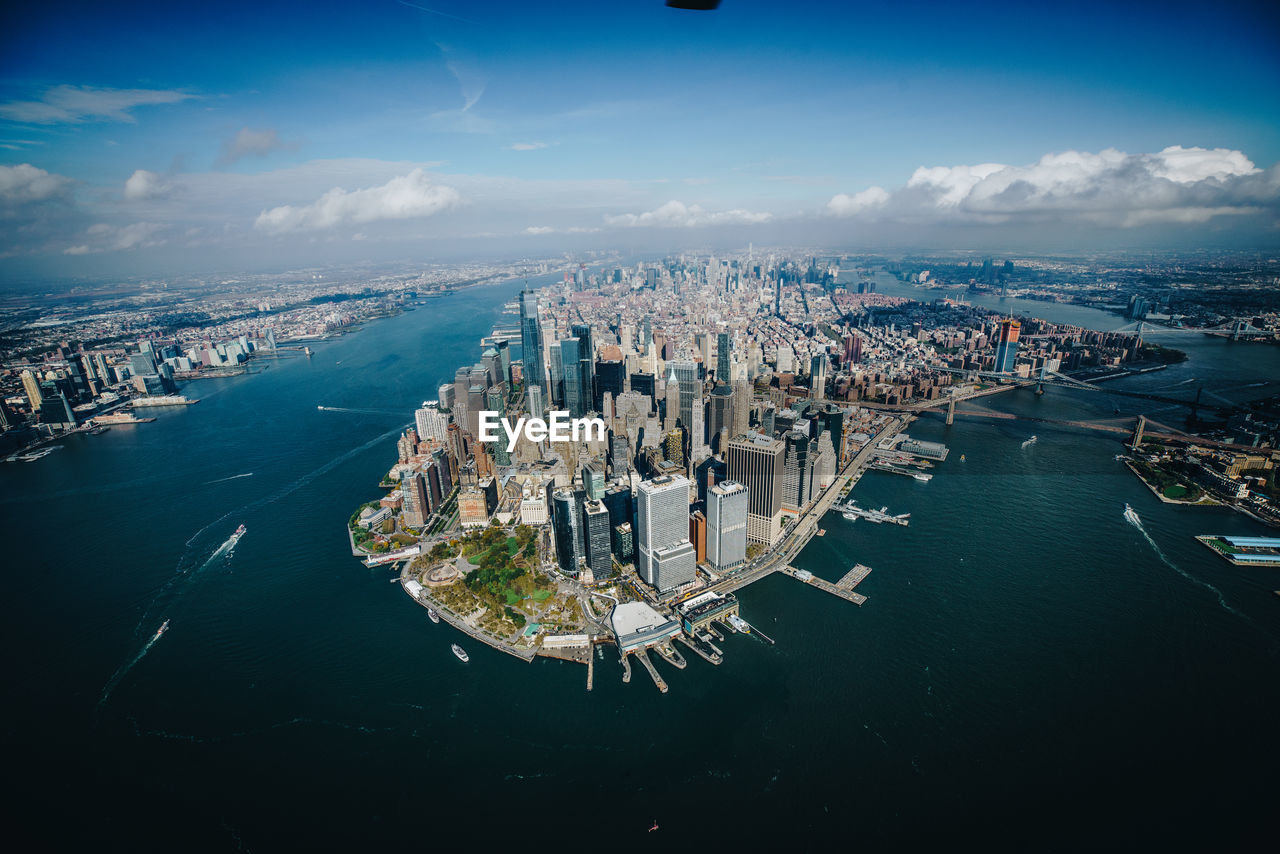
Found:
<box><xmin>317</xmin><ymin>405</ymin><xmax>405</xmax><ymax>417</ymax></box>
<box><xmin>99</xmin><ymin>620</ymin><xmax>169</xmax><ymax>707</ymax></box>
<box><xmin>1123</xmin><ymin>505</ymin><xmax>1250</xmax><ymax>623</ymax></box>
<box><xmin>204</xmin><ymin>472</ymin><xmax>254</xmax><ymax>485</ymax></box>
<box><xmin>105</xmin><ymin>424</ymin><xmax>406</xmax><ymax>707</ymax></box>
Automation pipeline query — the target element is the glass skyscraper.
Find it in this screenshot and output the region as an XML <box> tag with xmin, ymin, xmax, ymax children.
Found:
<box><xmin>519</xmin><ymin>289</ymin><xmax>545</xmax><ymax>394</ymax></box>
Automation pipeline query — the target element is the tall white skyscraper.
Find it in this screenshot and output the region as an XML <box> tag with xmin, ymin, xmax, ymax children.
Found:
<box><xmin>414</xmin><ymin>402</ymin><xmax>449</xmax><ymax>445</ymax></box>
<box><xmin>707</xmin><ymin>480</ymin><xmax>748</xmax><ymax>572</ymax></box>
<box><xmin>636</xmin><ymin>474</ymin><xmax>696</xmax><ymax>592</ymax></box>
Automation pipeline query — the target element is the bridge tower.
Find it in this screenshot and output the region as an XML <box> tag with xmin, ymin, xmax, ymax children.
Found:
<box><xmin>1131</xmin><ymin>415</ymin><xmax>1146</xmax><ymax>450</ymax></box>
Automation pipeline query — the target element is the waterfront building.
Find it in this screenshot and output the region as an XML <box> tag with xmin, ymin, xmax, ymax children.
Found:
<box><xmin>636</xmin><ymin>474</ymin><xmax>696</xmax><ymax>592</ymax></box>
<box><xmin>414</xmin><ymin>403</ymin><xmax>449</xmax><ymax>445</ymax></box>
<box><xmin>726</xmin><ymin>433</ymin><xmax>785</xmax><ymax>545</ymax></box>
<box><xmin>707</xmin><ymin>480</ymin><xmax>748</xmax><ymax>572</ymax></box>
<box><xmin>611</xmin><ymin>601</ymin><xmax>681</xmax><ymax>655</ymax></box>
<box><xmin>39</xmin><ymin>392</ymin><xmax>76</xmax><ymax>427</ymax></box>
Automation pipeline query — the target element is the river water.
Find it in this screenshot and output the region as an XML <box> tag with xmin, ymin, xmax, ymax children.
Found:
<box><xmin>2</xmin><ymin>272</ymin><xmax>1277</xmax><ymax>850</ymax></box>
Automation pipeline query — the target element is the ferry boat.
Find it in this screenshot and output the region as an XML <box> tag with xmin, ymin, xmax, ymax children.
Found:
<box><xmin>727</xmin><ymin>614</ymin><xmax>750</xmax><ymax>634</ymax></box>
<box><xmin>912</xmin><ymin>471</ymin><xmax>933</xmax><ymax>482</ymax></box>
<box><xmin>17</xmin><ymin>446</ymin><xmax>61</xmax><ymax>462</ymax></box>
<box><xmin>427</xmin><ymin>608</ymin><xmax>440</xmax><ymax>624</ymax></box>
<box><xmin>1123</xmin><ymin>504</ymin><xmax>1141</xmax><ymax>526</ymax></box>
<box><xmin>451</xmin><ymin>643</ymin><xmax>469</xmax><ymax>663</ymax></box>
<box><xmin>155</xmin><ymin>619</ymin><xmax>170</xmax><ymax>639</ymax></box>
<box><xmin>228</xmin><ymin>524</ymin><xmax>247</xmax><ymax>549</ymax></box>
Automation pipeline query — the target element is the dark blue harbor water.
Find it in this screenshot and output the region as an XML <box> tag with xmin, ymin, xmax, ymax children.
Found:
<box><xmin>3</xmin><ymin>276</ymin><xmax>1278</xmax><ymax>851</ymax></box>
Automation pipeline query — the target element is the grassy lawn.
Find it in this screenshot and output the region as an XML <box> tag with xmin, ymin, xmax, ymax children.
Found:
<box><xmin>1207</xmin><ymin>538</ymin><xmax>1240</xmax><ymax>555</ymax></box>
<box><xmin>1163</xmin><ymin>484</ymin><xmax>1188</xmax><ymax>499</ymax></box>
<box><xmin>504</xmin><ymin>588</ymin><xmax>521</xmax><ymax>604</ymax></box>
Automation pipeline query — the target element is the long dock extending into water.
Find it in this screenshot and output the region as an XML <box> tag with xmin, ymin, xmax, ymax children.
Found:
<box><xmin>634</xmin><ymin>649</ymin><xmax>668</xmax><ymax>693</ymax></box>
<box><xmin>781</xmin><ymin>565</ymin><xmax>868</xmax><ymax>605</ymax></box>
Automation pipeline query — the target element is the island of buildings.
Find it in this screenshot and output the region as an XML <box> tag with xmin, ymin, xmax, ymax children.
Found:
<box><xmin>344</xmin><ymin>251</ymin><xmax>1278</xmax><ymax>691</ymax></box>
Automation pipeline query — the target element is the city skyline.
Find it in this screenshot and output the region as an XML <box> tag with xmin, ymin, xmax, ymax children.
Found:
<box><xmin>4</xmin><ymin>0</ymin><xmax>1280</xmax><ymax>278</ymax></box>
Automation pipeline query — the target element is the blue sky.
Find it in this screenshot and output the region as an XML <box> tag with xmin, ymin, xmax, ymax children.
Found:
<box><xmin>2</xmin><ymin>0</ymin><xmax>1279</xmax><ymax>276</ymax></box>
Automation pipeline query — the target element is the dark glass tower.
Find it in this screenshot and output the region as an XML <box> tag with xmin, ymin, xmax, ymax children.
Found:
<box><xmin>519</xmin><ymin>289</ymin><xmax>545</xmax><ymax>394</ymax></box>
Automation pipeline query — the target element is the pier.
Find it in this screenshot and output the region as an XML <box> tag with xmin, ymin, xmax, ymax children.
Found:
<box><xmin>782</xmin><ymin>565</ymin><xmax>868</xmax><ymax>605</ymax></box>
<box><xmin>835</xmin><ymin>564</ymin><xmax>872</xmax><ymax>590</ymax></box>
<box><xmin>620</xmin><ymin>651</ymin><xmax>632</xmax><ymax>683</ymax></box>
<box><xmin>676</xmin><ymin>633</ymin><xmax>721</xmax><ymax>665</ymax></box>
<box><xmin>654</xmin><ymin>643</ymin><xmax>687</xmax><ymax>670</ymax></box>
<box><xmin>841</xmin><ymin>503</ymin><xmax>910</xmax><ymax>526</ymax></box>
<box><xmin>740</xmin><ymin>621</ymin><xmax>776</xmax><ymax>645</ymax></box>
<box><xmin>635</xmin><ymin>649</ymin><xmax>668</xmax><ymax>693</ymax></box>
<box><xmin>586</xmin><ymin>647</ymin><xmax>594</xmax><ymax>691</ymax></box>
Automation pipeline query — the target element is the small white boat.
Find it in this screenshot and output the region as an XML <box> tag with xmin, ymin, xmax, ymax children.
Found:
<box><xmin>427</xmin><ymin>608</ymin><xmax>440</xmax><ymax>624</ymax></box>
<box><xmin>451</xmin><ymin>643</ymin><xmax>469</xmax><ymax>663</ymax></box>
<box><xmin>1022</xmin><ymin>435</ymin><xmax>1038</xmax><ymax>448</ymax></box>
<box><xmin>1123</xmin><ymin>504</ymin><xmax>1141</xmax><ymax>526</ymax></box>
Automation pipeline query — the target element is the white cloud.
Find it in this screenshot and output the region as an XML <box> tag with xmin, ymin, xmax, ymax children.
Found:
<box><xmin>123</xmin><ymin>169</ymin><xmax>176</xmax><ymax>201</ymax></box>
<box><xmin>605</xmin><ymin>200</ymin><xmax>772</xmax><ymax>228</ymax></box>
<box><xmin>0</xmin><ymin>163</ymin><xmax>72</xmax><ymax>204</ymax></box>
<box><xmin>509</xmin><ymin>141</ymin><xmax>548</xmax><ymax>151</ymax></box>
<box><xmin>523</xmin><ymin>225</ymin><xmax>603</xmax><ymax>235</ymax></box>
<box><xmin>828</xmin><ymin>146</ymin><xmax>1276</xmax><ymax>227</ymax></box>
<box><xmin>254</xmin><ymin>168</ymin><xmax>460</xmax><ymax>234</ymax></box>
<box><xmin>827</xmin><ymin>186</ymin><xmax>889</xmax><ymax>217</ymax></box>
<box><xmin>216</xmin><ymin>127</ymin><xmax>297</xmax><ymax>167</ymax></box>
<box><xmin>64</xmin><ymin>221</ymin><xmax>166</xmax><ymax>254</ymax></box>
<box><xmin>437</xmin><ymin>43</ymin><xmax>486</xmax><ymax>112</ymax></box>
<box><xmin>0</xmin><ymin>85</ymin><xmax>193</xmax><ymax>124</ymax></box>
